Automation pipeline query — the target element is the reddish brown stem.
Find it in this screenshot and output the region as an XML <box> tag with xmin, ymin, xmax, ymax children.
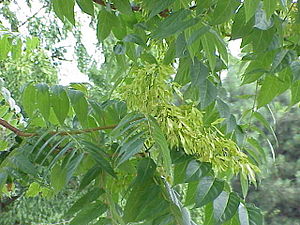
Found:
<box><xmin>0</xmin><ymin>118</ymin><xmax>118</xmax><ymax>137</ymax></box>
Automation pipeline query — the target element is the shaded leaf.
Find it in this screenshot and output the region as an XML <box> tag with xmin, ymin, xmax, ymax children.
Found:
<box><xmin>51</xmin><ymin>85</ymin><xmax>70</xmax><ymax>125</ymax></box>
<box><xmin>69</xmin><ymin>201</ymin><xmax>107</xmax><ymax>225</ymax></box>
<box><xmin>76</xmin><ymin>0</ymin><xmax>94</xmax><ymax>16</ymax></box>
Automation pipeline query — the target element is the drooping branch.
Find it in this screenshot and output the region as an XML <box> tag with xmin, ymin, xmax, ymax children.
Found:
<box><xmin>0</xmin><ymin>118</ymin><xmax>118</xmax><ymax>137</ymax></box>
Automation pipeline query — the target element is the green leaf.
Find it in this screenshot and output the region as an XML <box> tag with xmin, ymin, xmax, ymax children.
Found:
<box><xmin>13</xmin><ymin>153</ymin><xmax>38</xmax><ymax>175</ymax></box>
<box><xmin>22</xmin><ymin>83</ymin><xmax>37</xmax><ymax>118</ymax></box>
<box><xmin>36</xmin><ymin>83</ymin><xmax>50</xmax><ymax>120</ymax></box>
<box><xmin>243</xmin><ymin>28</ymin><xmax>275</xmax><ymax>53</ymax></box>
<box><xmin>0</xmin><ymin>36</ymin><xmax>11</xmax><ymax>60</ymax></box>
<box><xmin>112</xmin><ymin>0</ymin><xmax>132</xmax><ymax>15</ymax></box>
<box><xmin>213</xmin><ymin>191</ymin><xmax>229</xmax><ymax>222</ymax></box>
<box><xmin>117</xmin><ymin>132</ymin><xmax>145</xmax><ymax>166</ymax></box>
<box><xmin>196</xmin><ymin>177</ymin><xmax>224</xmax><ymax>207</ymax></box>
<box><xmin>271</xmin><ymin>49</ymin><xmax>296</xmax><ymax>73</ymax></box>
<box><xmin>69</xmin><ymin>201</ymin><xmax>108</xmax><ymax>225</ymax></box>
<box><xmin>53</xmin><ymin>0</ymin><xmax>65</xmax><ymax>22</ymax></box>
<box><xmin>204</xmin><ymin>202</ymin><xmax>215</xmax><ymax>225</ymax></box>
<box><xmin>257</xmin><ymin>75</ymin><xmax>288</xmax><ymax>108</ymax></box>
<box><xmin>263</xmin><ymin>0</ymin><xmax>277</xmax><ymax>19</ymax></box>
<box><xmin>238</xmin><ymin>203</ymin><xmax>263</xmax><ymax>225</ymax></box>
<box><xmin>152</xmin><ymin>9</ymin><xmax>199</xmax><ymax>39</ymax></box>
<box><xmin>124</xmin><ymin>159</ymin><xmax>169</xmax><ymax>223</ymax></box>
<box><xmin>11</xmin><ymin>38</ymin><xmax>22</xmax><ymax>60</ymax></box>
<box><xmin>186</xmin><ymin>25</ymin><xmax>210</xmax><ymax>46</ymax></box>
<box><xmin>174</xmin><ymin>57</ymin><xmax>191</xmax><ymax>86</ymax></box>
<box><xmin>68</xmin><ymin>90</ymin><xmax>88</xmax><ymax>126</ymax></box>
<box><xmin>76</xmin><ymin>0</ymin><xmax>94</xmax><ymax>16</ymax></box>
<box><xmin>254</xmin><ymin>8</ymin><xmax>272</xmax><ymax>31</ymax></box>
<box><xmin>163</xmin><ymin>40</ymin><xmax>176</xmax><ymax>64</ymax></box>
<box><xmin>247</xmin><ymin>138</ymin><xmax>267</xmax><ymax>162</ymax></box>
<box><xmin>26</xmin><ymin>182</ymin><xmax>41</xmax><ymax>197</ymax></box>
<box><xmin>25</xmin><ymin>37</ymin><xmax>40</xmax><ymax>52</ymax></box>
<box><xmin>81</xmin><ymin>141</ymin><xmax>116</xmax><ymax>178</ymax></box>
<box><xmin>51</xmin><ymin>85</ymin><xmax>70</xmax><ymax>125</ymax></box>
<box><xmin>144</xmin><ymin>0</ymin><xmax>174</xmax><ymax>18</ymax></box>
<box><xmin>53</xmin><ymin>0</ymin><xmax>75</xmax><ymax>25</ymax></box>
<box><xmin>217</xmin><ymin>98</ymin><xmax>231</xmax><ymax>119</ymax></box>
<box><xmin>201</xmin><ymin>33</ymin><xmax>216</xmax><ymax>71</ymax></box>
<box><xmin>50</xmin><ymin>163</ymin><xmax>67</xmax><ymax>193</ymax></box>
<box><xmin>291</xmin><ymin>80</ymin><xmax>300</xmax><ymax>106</ymax></box>
<box><xmin>65</xmin><ymin>187</ymin><xmax>105</xmax><ymax>216</ymax></box>
<box><xmin>123</xmin><ymin>34</ymin><xmax>145</xmax><ymax>46</ymax></box>
<box><xmin>79</xmin><ymin>166</ymin><xmax>102</xmax><ymax>190</ymax></box>
<box><xmin>244</xmin><ymin>0</ymin><xmax>260</xmax><ymax>22</ymax></box>
<box><xmin>200</xmin><ymin>80</ymin><xmax>218</xmax><ymax>109</ymax></box>
<box><xmin>97</xmin><ymin>10</ymin><xmax>115</xmax><ymax>42</ymax></box>
<box><xmin>210</xmin><ymin>0</ymin><xmax>240</xmax><ymax>25</ymax></box>
<box><xmin>247</xmin><ymin>205</ymin><xmax>264</xmax><ymax>225</ymax></box>
<box><xmin>253</xmin><ymin>111</ymin><xmax>278</xmax><ymax>145</ymax></box>
<box><xmin>185</xmin><ymin>160</ymin><xmax>212</xmax><ymax>183</ymax></box>
<box><xmin>214</xmin><ymin>192</ymin><xmax>240</xmax><ymax>223</ymax></box>
<box><xmin>238</xmin><ymin>204</ymin><xmax>250</xmax><ymax>225</ymax></box>
<box><xmin>149</xmin><ymin>116</ymin><xmax>172</xmax><ymax>175</ymax></box>
<box><xmin>231</xmin><ymin>6</ymin><xmax>255</xmax><ymax>40</ymax></box>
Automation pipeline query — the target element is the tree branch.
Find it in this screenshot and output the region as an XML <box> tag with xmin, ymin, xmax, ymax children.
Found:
<box><xmin>92</xmin><ymin>0</ymin><xmax>178</xmax><ymax>17</ymax></box>
<box><xmin>0</xmin><ymin>118</ymin><xmax>118</xmax><ymax>137</ymax></box>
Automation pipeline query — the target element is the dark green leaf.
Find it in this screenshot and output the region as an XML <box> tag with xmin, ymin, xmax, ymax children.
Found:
<box><xmin>53</xmin><ymin>0</ymin><xmax>75</xmax><ymax>25</ymax></box>
<box><xmin>195</xmin><ymin>176</ymin><xmax>224</xmax><ymax>207</ymax></box>
<box><xmin>123</xmin><ymin>34</ymin><xmax>145</xmax><ymax>46</ymax></box>
<box><xmin>244</xmin><ymin>0</ymin><xmax>260</xmax><ymax>22</ymax></box>
<box><xmin>263</xmin><ymin>0</ymin><xmax>277</xmax><ymax>19</ymax></box>
<box><xmin>68</xmin><ymin>90</ymin><xmax>88</xmax><ymax>126</ymax></box>
<box><xmin>69</xmin><ymin>201</ymin><xmax>107</xmax><ymax>225</ymax></box>
<box><xmin>12</xmin><ymin>153</ymin><xmax>38</xmax><ymax>175</ymax></box>
<box><xmin>149</xmin><ymin>116</ymin><xmax>172</xmax><ymax>175</ymax></box>
<box><xmin>152</xmin><ymin>9</ymin><xmax>199</xmax><ymax>39</ymax></box>
<box><xmin>199</xmin><ymin>80</ymin><xmax>218</xmax><ymax>109</ymax></box>
<box><xmin>117</xmin><ymin>133</ymin><xmax>145</xmax><ymax>166</ymax></box>
<box><xmin>81</xmin><ymin>141</ymin><xmax>116</xmax><ymax>178</ymax></box>
<box><xmin>76</xmin><ymin>0</ymin><xmax>94</xmax><ymax>16</ymax></box>
<box><xmin>51</xmin><ymin>85</ymin><xmax>70</xmax><ymax>125</ymax></box>
<box><xmin>291</xmin><ymin>80</ymin><xmax>300</xmax><ymax>106</ymax></box>
<box><xmin>65</xmin><ymin>188</ymin><xmax>105</xmax><ymax>216</ymax></box>
<box><xmin>79</xmin><ymin>166</ymin><xmax>102</xmax><ymax>190</ymax></box>
<box><xmin>36</xmin><ymin>83</ymin><xmax>50</xmax><ymax>120</ymax></box>
<box><xmin>22</xmin><ymin>83</ymin><xmax>37</xmax><ymax>118</ymax></box>
<box><xmin>210</xmin><ymin>0</ymin><xmax>240</xmax><ymax>25</ymax></box>
<box><xmin>97</xmin><ymin>10</ymin><xmax>116</xmax><ymax>42</ymax></box>
<box><xmin>112</xmin><ymin>0</ymin><xmax>132</xmax><ymax>15</ymax></box>
<box><xmin>257</xmin><ymin>75</ymin><xmax>289</xmax><ymax>108</ymax></box>
<box><xmin>144</xmin><ymin>0</ymin><xmax>174</xmax><ymax>18</ymax></box>
<box><xmin>50</xmin><ymin>163</ymin><xmax>67</xmax><ymax>193</ymax></box>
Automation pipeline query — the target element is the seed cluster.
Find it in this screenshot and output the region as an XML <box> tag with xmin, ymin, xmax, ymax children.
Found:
<box><xmin>119</xmin><ymin>64</ymin><xmax>259</xmax><ymax>182</ymax></box>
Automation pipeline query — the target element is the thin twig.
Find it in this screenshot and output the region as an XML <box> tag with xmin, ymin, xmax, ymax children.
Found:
<box><xmin>0</xmin><ymin>118</ymin><xmax>118</xmax><ymax>137</ymax></box>
<box><xmin>19</xmin><ymin>5</ymin><xmax>46</xmax><ymax>27</ymax></box>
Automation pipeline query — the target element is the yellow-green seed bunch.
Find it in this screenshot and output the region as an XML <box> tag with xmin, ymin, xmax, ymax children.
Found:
<box><xmin>156</xmin><ymin>104</ymin><xmax>259</xmax><ymax>180</ymax></box>
<box><xmin>119</xmin><ymin>64</ymin><xmax>174</xmax><ymax>114</ymax></box>
<box><xmin>119</xmin><ymin>64</ymin><xmax>259</xmax><ymax>182</ymax></box>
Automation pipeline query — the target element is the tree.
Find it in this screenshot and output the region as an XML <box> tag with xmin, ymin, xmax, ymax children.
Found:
<box><xmin>1</xmin><ymin>0</ymin><xmax>300</xmax><ymax>224</ymax></box>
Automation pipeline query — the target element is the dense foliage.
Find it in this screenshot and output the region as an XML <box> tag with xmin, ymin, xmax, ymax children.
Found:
<box><xmin>1</xmin><ymin>0</ymin><xmax>300</xmax><ymax>224</ymax></box>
